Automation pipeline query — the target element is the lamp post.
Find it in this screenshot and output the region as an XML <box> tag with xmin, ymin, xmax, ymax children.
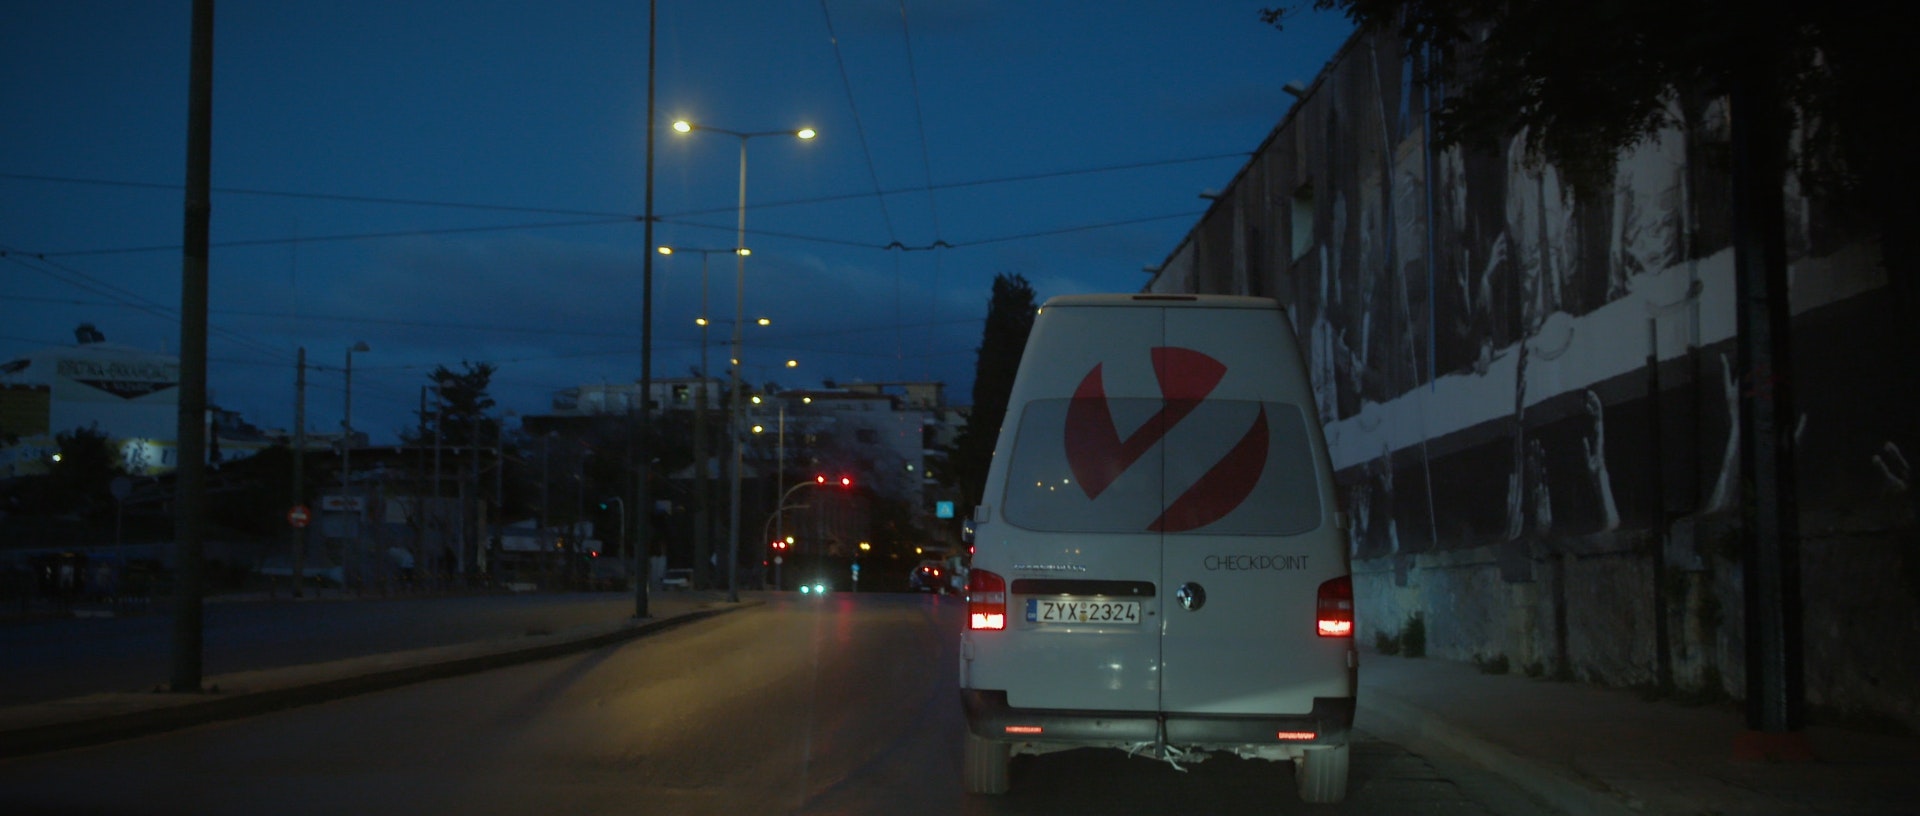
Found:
<box><xmin>657</xmin><ymin>244</ymin><xmax>746</xmax><ymax>590</ymax></box>
<box><xmin>341</xmin><ymin>341</ymin><xmax>370</xmax><ymax>587</ymax></box>
<box><xmin>673</xmin><ymin>119</ymin><xmax>814</xmax><ymax>603</ymax></box>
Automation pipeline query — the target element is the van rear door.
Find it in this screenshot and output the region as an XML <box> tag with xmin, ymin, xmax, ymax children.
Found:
<box><xmin>992</xmin><ymin>304</ymin><xmax>1167</xmax><ymax>713</ymax></box>
<box><xmin>1153</xmin><ymin>305</ymin><xmax>1348</xmax><ymax>717</ymax></box>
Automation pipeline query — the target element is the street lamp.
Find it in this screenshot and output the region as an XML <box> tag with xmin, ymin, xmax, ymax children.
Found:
<box><xmin>658</xmin><ymin>244</ymin><xmax>748</xmax><ymax>591</ymax></box>
<box><xmin>751</xmin><ymin>392</ymin><xmax>791</xmax><ymax>587</ymax></box>
<box><xmin>674</xmin><ymin>118</ymin><xmax>815</xmax><ymax>603</ymax></box>
<box><xmin>342</xmin><ymin>340</ymin><xmax>370</xmax><ymax>585</ymax></box>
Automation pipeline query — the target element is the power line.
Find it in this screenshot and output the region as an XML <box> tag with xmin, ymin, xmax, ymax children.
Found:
<box><xmin>816</xmin><ymin>0</ymin><xmax>900</xmax><ymax>246</ymax></box>
<box><xmin>36</xmin><ymin>218</ymin><xmax>638</xmax><ymax>259</ymax></box>
<box><xmin>944</xmin><ymin>211</ymin><xmax>1206</xmax><ymax>248</ymax></box>
<box><xmin>1</xmin><ymin>250</ymin><xmax>290</xmax><ymax>366</ymax></box>
<box><xmin>9</xmin><ymin>152</ymin><xmax>1248</xmax><ymax>256</ymax></box>
<box><xmin>0</xmin><ymin>172</ymin><xmax>635</xmax><ymax>218</ymax></box>
<box><xmin>896</xmin><ymin>0</ymin><xmax>944</xmax><ymax>384</ymax></box>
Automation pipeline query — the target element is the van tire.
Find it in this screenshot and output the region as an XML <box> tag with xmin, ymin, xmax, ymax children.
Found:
<box><xmin>1295</xmin><ymin>743</ymin><xmax>1349</xmax><ymax>804</ymax></box>
<box><xmin>962</xmin><ymin>731</ymin><xmax>1011</xmax><ymax>794</ymax></box>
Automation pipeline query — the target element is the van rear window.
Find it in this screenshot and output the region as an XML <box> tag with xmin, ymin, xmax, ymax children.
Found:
<box><xmin>1002</xmin><ymin>398</ymin><xmax>1321</xmax><ymax>535</ymax></box>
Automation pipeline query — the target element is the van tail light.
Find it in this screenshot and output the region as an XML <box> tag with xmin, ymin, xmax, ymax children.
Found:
<box><xmin>1316</xmin><ymin>575</ymin><xmax>1353</xmax><ymax>637</ymax></box>
<box><xmin>968</xmin><ymin>569</ymin><xmax>1007</xmax><ymax>630</ymax></box>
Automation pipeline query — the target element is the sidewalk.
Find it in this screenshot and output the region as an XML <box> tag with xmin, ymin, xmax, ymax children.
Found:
<box><xmin>1358</xmin><ymin>650</ymin><xmax>1920</xmax><ymax>815</ymax></box>
<box><xmin>0</xmin><ymin>592</ymin><xmax>755</xmax><ymax>759</ymax></box>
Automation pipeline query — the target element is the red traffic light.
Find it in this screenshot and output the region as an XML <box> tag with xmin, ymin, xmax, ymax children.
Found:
<box><xmin>815</xmin><ymin>474</ymin><xmax>827</xmax><ymax>485</ymax></box>
<box><xmin>839</xmin><ymin>476</ymin><xmax>853</xmax><ymax>488</ymax></box>
<box><xmin>814</xmin><ymin>473</ymin><xmax>854</xmax><ymax>489</ymax></box>
<box><xmin>771</xmin><ymin>540</ymin><xmax>787</xmax><ymax>550</ymax></box>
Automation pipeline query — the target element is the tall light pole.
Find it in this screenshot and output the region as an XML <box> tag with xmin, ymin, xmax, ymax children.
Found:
<box><xmin>672</xmin><ymin>119</ymin><xmax>815</xmax><ymax>603</ymax></box>
<box><xmin>658</xmin><ymin>244</ymin><xmax>746</xmax><ymax>591</ymax></box>
<box><xmin>342</xmin><ymin>340</ymin><xmax>370</xmax><ymax>588</ymax></box>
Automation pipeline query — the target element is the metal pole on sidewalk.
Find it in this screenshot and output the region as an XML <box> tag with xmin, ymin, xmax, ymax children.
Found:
<box><xmin>169</xmin><ymin>0</ymin><xmax>213</xmax><ymax>694</ymax></box>
<box><xmin>292</xmin><ymin>347</ymin><xmax>307</xmax><ymax>598</ymax></box>
<box><xmin>634</xmin><ymin>0</ymin><xmax>656</xmax><ymax>619</ymax></box>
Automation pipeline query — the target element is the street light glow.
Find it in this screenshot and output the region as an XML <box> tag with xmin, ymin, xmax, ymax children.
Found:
<box><xmin>751</xmin><ymin>424</ymin><xmax>765</xmax><ymax>434</ymax></box>
<box><xmin>656</xmin><ymin>246</ymin><xmax>672</xmax><ymax>255</ymax></box>
<box><xmin>756</xmin><ymin>317</ymin><xmax>771</xmax><ymax>326</ymax></box>
<box><xmin>735</xmin><ymin>248</ymin><xmax>750</xmax><ymax>256</ymax></box>
<box><xmin>785</xmin><ymin>359</ymin><xmax>797</xmax><ymax>368</ymax></box>
<box><xmin>796</xmin><ymin>127</ymin><xmax>816</xmax><ymax>140</ymax></box>
<box><xmin>672</xmin><ymin>120</ymin><xmax>692</xmax><ymax>133</ymax></box>
<box><xmin>695</xmin><ymin>317</ymin><xmax>708</xmax><ymax>326</ymax></box>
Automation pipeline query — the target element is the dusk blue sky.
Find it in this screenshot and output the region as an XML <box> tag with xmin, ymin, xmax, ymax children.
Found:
<box><xmin>2</xmin><ymin>1</ymin><xmax>1353</xmax><ymax>444</ymax></box>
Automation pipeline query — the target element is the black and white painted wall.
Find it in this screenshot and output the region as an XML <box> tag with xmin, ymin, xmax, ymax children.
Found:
<box><xmin>1150</xmin><ymin>31</ymin><xmax>1918</xmax><ymax>728</ymax></box>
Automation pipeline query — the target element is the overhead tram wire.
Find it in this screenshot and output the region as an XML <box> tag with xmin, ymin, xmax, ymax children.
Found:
<box><xmin>661</xmin><ymin>211</ymin><xmax>1206</xmax><ymax>253</ymax></box>
<box><xmin>896</xmin><ymin>0</ymin><xmax>943</xmax><ymax>382</ymax></box>
<box><xmin>817</xmin><ymin>0</ymin><xmax>908</xmax><ymax>380</ymax></box>
<box><xmin>665</xmin><ymin>151</ymin><xmax>1252</xmax><ymax>219</ymax></box>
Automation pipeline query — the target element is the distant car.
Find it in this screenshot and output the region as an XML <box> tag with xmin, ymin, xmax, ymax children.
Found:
<box><xmin>660</xmin><ymin>568</ymin><xmax>692</xmax><ymax>590</ymax></box>
<box><xmin>798</xmin><ymin>579</ymin><xmax>830</xmax><ymax>595</ymax></box>
<box><xmin>911</xmin><ymin>561</ymin><xmax>948</xmax><ymax>594</ymax></box>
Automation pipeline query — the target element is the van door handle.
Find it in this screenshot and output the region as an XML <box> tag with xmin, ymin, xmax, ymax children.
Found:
<box><xmin>1174</xmin><ymin>582</ymin><xmax>1206</xmax><ymax>611</ymax></box>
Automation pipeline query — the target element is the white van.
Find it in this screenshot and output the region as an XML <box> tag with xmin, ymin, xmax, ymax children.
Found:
<box><xmin>959</xmin><ymin>293</ymin><xmax>1356</xmax><ymax>803</ymax></box>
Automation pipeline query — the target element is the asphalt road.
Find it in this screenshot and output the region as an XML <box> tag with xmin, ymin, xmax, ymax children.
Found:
<box><xmin>0</xmin><ymin>593</ymin><xmax>1555</xmax><ymax>815</ymax></box>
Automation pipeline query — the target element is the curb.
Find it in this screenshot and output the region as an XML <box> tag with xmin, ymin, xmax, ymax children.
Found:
<box><xmin>0</xmin><ymin>600</ymin><xmax>758</xmax><ymax>760</ymax></box>
<box><xmin>1360</xmin><ymin>685</ymin><xmax>1642</xmax><ymax>816</ymax></box>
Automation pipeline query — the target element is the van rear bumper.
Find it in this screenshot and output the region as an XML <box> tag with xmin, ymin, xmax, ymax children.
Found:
<box><xmin>961</xmin><ymin>690</ymin><xmax>1354</xmax><ymax>746</ymax></box>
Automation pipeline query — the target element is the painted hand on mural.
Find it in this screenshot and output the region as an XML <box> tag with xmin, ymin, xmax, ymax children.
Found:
<box><xmin>1528</xmin><ymin>438</ymin><xmax>1553</xmax><ymax>535</ymax></box>
<box><xmin>1707</xmin><ymin>353</ymin><xmax>1740</xmax><ymax>513</ymax></box>
<box><xmin>1873</xmin><ymin>442</ymin><xmax>1910</xmax><ymax>494</ymax></box>
<box><xmin>1583</xmin><ymin>390</ymin><xmax>1621</xmax><ymax>531</ymax></box>
<box><xmin>1378</xmin><ymin>443</ymin><xmax>1400</xmax><ymax>554</ymax></box>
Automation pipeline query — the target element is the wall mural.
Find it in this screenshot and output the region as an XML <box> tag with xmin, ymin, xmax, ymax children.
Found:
<box><xmin>1170</xmin><ymin>30</ymin><xmax>1904</xmax><ymax>561</ymax></box>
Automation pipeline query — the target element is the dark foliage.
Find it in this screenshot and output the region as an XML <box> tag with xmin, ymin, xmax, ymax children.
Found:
<box><xmin>40</xmin><ymin>425</ymin><xmax>127</xmax><ymax>517</ymax></box>
<box><xmin>946</xmin><ymin>274</ymin><xmax>1037</xmax><ymax>510</ymax></box>
<box><xmin>1264</xmin><ymin>1</ymin><xmax>1913</xmax><ymax>295</ymax></box>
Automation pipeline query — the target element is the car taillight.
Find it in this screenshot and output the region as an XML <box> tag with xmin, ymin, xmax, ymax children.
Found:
<box><xmin>1317</xmin><ymin>575</ymin><xmax>1353</xmax><ymax>637</ymax></box>
<box><xmin>968</xmin><ymin>569</ymin><xmax>1006</xmax><ymax>630</ymax></box>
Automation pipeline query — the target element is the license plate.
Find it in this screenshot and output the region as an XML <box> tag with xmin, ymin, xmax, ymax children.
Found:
<box><xmin>1026</xmin><ymin>598</ymin><xmax>1142</xmax><ymax>624</ymax></box>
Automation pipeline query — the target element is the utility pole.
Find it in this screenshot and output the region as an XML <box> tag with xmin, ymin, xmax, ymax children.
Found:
<box><xmin>633</xmin><ymin>0</ymin><xmax>657</xmax><ymax>619</ymax></box>
<box><xmin>540</xmin><ymin>433</ymin><xmax>551</xmax><ymax>553</ymax></box>
<box><xmin>292</xmin><ymin>347</ymin><xmax>307</xmax><ymax>598</ymax></box>
<box><xmin>170</xmin><ymin>0</ymin><xmax>214</xmax><ymax>694</ymax></box>
<box><xmin>416</xmin><ymin>386</ymin><xmax>427</xmax><ymax>576</ymax></box>
<box><xmin>470</xmin><ymin>412</ymin><xmax>480</xmax><ymax>581</ymax></box>
<box><xmin>432</xmin><ymin>391</ymin><xmax>443</xmax><ymax>577</ymax></box>
<box><xmin>493</xmin><ymin>415</ymin><xmax>504</xmax><ymax>579</ymax></box>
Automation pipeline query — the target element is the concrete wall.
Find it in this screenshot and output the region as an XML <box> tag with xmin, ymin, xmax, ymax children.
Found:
<box><xmin>1154</xmin><ymin>29</ymin><xmax>1920</xmax><ymax>730</ymax></box>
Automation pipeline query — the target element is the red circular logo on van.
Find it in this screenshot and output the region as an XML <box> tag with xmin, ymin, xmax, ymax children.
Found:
<box><xmin>1064</xmin><ymin>347</ymin><xmax>1269</xmax><ymax>532</ymax></box>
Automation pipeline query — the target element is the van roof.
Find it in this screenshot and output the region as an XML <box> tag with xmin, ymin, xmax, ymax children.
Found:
<box><xmin>1039</xmin><ymin>293</ymin><xmax>1280</xmax><ymax>310</ymax></box>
